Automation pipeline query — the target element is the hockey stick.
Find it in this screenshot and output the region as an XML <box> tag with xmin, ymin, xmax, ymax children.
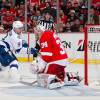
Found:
<box><xmin>19</xmin><ymin>80</ymin><xmax>37</xmax><ymax>86</ymax></box>
<box><xmin>19</xmin><ymin>74</ymin><xmax>38</xmax><ymax>86</ymax></box>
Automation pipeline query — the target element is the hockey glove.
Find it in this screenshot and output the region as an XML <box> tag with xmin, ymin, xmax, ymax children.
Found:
<box><xmin>30</xmin><ymin>48</ymin><xmax>39</xmax><ymax>57</ymax></box>
<box><xmin>22</xmin><ymin>40</ymin><xmax>28</xmax><ymax>48</ymax></box>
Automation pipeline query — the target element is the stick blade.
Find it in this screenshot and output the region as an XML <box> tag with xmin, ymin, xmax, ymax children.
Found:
<box><xmin>19</xmin><ymin>80</ymin><xmax>37</xmax><ymax>86</ymax></box>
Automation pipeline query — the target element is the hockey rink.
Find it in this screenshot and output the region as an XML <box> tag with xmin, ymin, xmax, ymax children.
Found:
<box><xmin>0</xmin><ymin>62</ymin><xmax>100</xmax><ymax>100</ymax></box>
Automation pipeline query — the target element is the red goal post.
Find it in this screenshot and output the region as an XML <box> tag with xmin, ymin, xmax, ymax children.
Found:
<box><xmin>84</xmin><ymin>25</ymin><xmax>100</xmax><ymax>85</ymax></box>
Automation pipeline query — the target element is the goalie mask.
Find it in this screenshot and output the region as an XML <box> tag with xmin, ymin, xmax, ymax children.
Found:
<box><xmin>30</xmin><ymin>56</ymin><xmax>47</xmax><ymax>74</ymax></box>
<box><xmin>34</xmin><ymin>24</ymin><xmax>46</xmax><ymax>34</ymax></box>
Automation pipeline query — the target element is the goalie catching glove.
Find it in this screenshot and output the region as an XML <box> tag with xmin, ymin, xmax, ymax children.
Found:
<box><xmin>30</xmin><ymin>56</ymin><xmax>47</xmax><ymax>74</ymax></box>
<box><xmin>29</xmin><ymin>48</ymin><xmax>39</xmax><ymax>57</ymax></box>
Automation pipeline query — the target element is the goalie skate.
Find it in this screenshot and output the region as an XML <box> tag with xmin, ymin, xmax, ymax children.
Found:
<box><xmin>64</xmin><ymin>72</ymin><xmax>82</xmax><ymax>86</ymax></box>
<box><xmin>37</xmin><ymin>74</ymin><xmax>64</xmax><ymax>89</ymax></box>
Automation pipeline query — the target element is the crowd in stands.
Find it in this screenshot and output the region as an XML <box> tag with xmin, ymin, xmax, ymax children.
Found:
<box><xmin>0</xmin><ymin>0</ymin><xmax>100</xmax><ymax>33</ymax></box>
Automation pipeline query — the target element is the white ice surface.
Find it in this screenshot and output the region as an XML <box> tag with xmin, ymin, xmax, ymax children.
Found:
<box><xmin>0</xmin><ymin>62</ymin><xmax>100</xmax><ymax>100</ymax></box>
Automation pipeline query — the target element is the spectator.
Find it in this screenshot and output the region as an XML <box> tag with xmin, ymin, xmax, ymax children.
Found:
<box><xmin>68</xmin><ymin>9</ymin><xmax>78</xmax><ymax>26</ymax></box>
<box><xmin>90</xmin><ymin>7</ymin><xmax>99</xmax><ymax>24</ymax></box>
<box><xmin>73</xmin><ymin>0</ymin><xmax>80</xmax><ymax>16</ymax></box>
<box><xmin>80</xmin><ymin>5</ymin><xmax>88</xmax><ymax>26</ymax></box>
<box><xmin>0</xmin><ymin>0</ymin><xmax>100</xmax><ymax>33</ymax></box>
<box><xmin>71</xmin><ymin>18</ymin><xmax>81</xmax><ymax>32</ymax></box>
<box><xmin>42</xmin><ymin>2</ymin><xmax>56</xmax><ymax>18</ymax></box>
<box><xmin>65</xmin><ymin>1</ymin><xmax>73</xmax><ymax>16</ymax></box>
<box><xmin>33</xmin><ymin>3</ymin><xmax>40</xmax><ymax>13</ymax></box>
<box><xmin>42</xmin><ymin>2</ymin><xmax>51</xmax><ymax>13</ymax></box>
<box><xmin>31</xmin><ymin>10</ymin><xmax>42</xmax><ymax>22</ymax></box>
<box><xmin>60</xmin><ymin>1</ymin><xmax>66</xmax><ymax>14</ymax></box>
<box><xmin>15</xmin><ymin>0</ymin><xmax>24</xmax><ymax>6</ymax></box>
<box><xmin>1</xmin><ymin>10</ymin><xmax>15</xmax><ymax>30</ymax></box>
<box><xmin>64</xmin><ymin>22</ymin><xmax>71</xmax><ymax>32</ymax></box>
<box><xmin>59</xmin><ymin>9</ymin><xmax>68</xmax><ymax>24</ymax></box>
<box><xmin>58</xmin><ymin>20</ymin><xmax>65</xmax><ymax>33</ymax></box>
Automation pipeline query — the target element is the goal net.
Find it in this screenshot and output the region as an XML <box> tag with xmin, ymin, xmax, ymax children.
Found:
<box><xmin>84</xmin><ymin>25</ymin><xmax>100</xmax><ymax>86</ymax></box>
<box><xmin>58</xmin><ymin>25</ymin><xmax>100</xmax><ymax>86</ymax></box>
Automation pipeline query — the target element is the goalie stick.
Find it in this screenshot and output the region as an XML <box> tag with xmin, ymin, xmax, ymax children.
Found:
<box><xmin>19</xmin><ymin>80</ymin><xmax>37</xmax><ymax>86</ymax></box>
<box><xmin>19</xmin><ymin>74</ymin><xmax>63</xmax><ymax>89</ymax></box>
<box><xmin>19</xmin><ymin>75</ymin><xmax>38</xmax><ymax>86</ymax></box>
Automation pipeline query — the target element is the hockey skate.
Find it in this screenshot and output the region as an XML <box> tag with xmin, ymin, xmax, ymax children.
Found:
<box><xmin>0</xmin><ymin>67</ymin><xmax>2</xmax><ymax>71</ymax></box>
<box><xmin>0</xmin><ymin>64</ymin><xmax>3</xmax><ymax>71</ymax></box>
<box><xmin>8</xmin><ymin>67</ymin><xmax>20</xmax><ymax>83</ymax></box>
<box><xmin>37</xmin><ymin>74</ymin><xmax>64</xmax><ymax>89</ymax></box>
<box><xmin>64</xmin><ymin>72</ymin><xmax>83</xmax><ymax>86</ymax></box>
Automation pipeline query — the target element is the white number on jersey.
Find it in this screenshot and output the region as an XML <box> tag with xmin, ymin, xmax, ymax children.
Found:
<box><xmin>54</xmin><ymin>34</ymin><xmax>66</xmax><ymax>55</ymax></box>
<box><xmin>41</xmin><ymin>41</ymin><xmax>48</xmax><ymax>48</ymax></box>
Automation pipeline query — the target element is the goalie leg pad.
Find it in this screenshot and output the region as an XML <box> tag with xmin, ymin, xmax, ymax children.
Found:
<box><xmin>45</xmin><ymin>64</ymin><xmax>65</xmax><ymax>81</ymax></box>
<box><xmin>37</xmin><ymin>74</ymin><xmax>64</xmax><ymax>89</ymax></box>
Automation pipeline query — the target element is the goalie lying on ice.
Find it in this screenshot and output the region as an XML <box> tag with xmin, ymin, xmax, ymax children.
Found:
<box><xmin>30</xmin><ymin>24</ymin><xmax>82</xmax><ymax>89</ymax></box>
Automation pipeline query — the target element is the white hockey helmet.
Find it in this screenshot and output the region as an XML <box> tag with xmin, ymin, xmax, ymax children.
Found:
<box><xmin>13</xmin><ymin>21</ymin><xmax>23</xmax><ymax>29</ymax></box>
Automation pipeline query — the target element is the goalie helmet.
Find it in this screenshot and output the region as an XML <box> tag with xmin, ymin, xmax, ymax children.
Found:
<box><xmin>13</xmin><ymin>21</ymin><xmax>23</xmax><ymax>29</ymax></box>
<box><xmin>36</xmin><ymin>24</ymin><xmax>46</xmax><ymax>32</ymax></box>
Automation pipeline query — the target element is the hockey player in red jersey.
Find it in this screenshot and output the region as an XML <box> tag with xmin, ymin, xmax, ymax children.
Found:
<box><xmin>30</xmin><ymin>25</ymin><xmax>82</xmax><ymax>89</ymax></box>
<box><xmin>39</xmin><ymin>29</ymin><xmax>68</xmax><ymax>82</ymax></box>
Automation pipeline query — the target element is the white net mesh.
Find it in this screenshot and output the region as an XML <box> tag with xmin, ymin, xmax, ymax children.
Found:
<box><xmin>87</xmin><ymin>25</ymin><xmax>100</xmax><ymax>86</ymax></box>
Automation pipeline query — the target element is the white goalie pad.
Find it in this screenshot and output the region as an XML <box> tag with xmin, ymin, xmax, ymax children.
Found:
<box><xmin>37</xmin><ymin>74</ymin><xmax>64</xmax><ymax>89</ymax></box>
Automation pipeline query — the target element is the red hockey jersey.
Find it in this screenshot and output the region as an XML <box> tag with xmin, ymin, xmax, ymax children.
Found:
<box><xmin>39</xmin><ymin>31</ymin><xmax>68</xmax><ymax>63</ymax></box>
